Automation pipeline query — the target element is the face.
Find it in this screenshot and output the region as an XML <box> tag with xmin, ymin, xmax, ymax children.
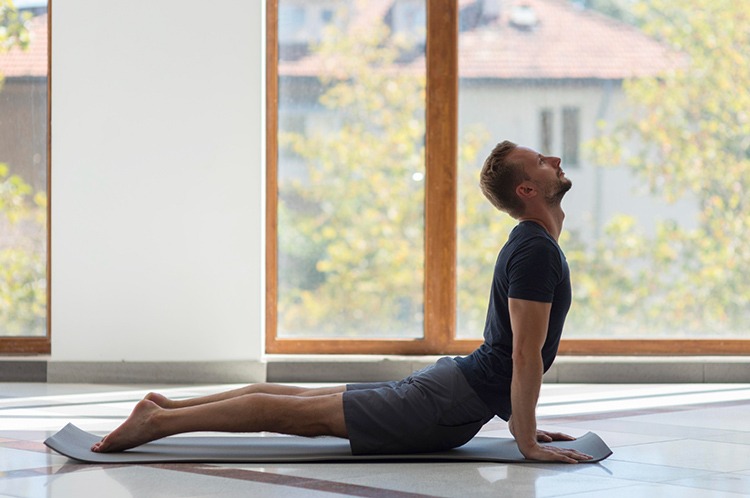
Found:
<box><xmin>509</xmin><ymin>146</ymin><xmax>572</xmax><ymax>205</ymax></box>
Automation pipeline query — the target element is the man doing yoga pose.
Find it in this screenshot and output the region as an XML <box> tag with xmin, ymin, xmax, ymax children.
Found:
<box><xmin>93</xmin><ymin>141</ymin><xmax>591</xmax><ymax>464</ymax></box>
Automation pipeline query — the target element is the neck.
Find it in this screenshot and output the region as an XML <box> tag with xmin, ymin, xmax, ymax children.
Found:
<box><xmin>519</xmin><ymin>208</ymin><xmax>565</xmax><ymax>241</ymax></box>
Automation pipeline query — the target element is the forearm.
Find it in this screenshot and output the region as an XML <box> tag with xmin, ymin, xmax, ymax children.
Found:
<box><xmin>510</xmin><ymin>353</ymin><xmax>543</xmax><ymax>452</ymax></box>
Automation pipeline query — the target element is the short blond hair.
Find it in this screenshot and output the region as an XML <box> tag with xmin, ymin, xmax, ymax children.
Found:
<box><xmin>479</xmin><ymin>141</ymin><xmax>528</xmax><ymax>218</ymax></box>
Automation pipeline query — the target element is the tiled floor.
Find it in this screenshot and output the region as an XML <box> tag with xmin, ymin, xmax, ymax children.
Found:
<box><xmin>1</xmin><ymin>382</ymin><xmax>750</xmax><ymax>497</ymax></box>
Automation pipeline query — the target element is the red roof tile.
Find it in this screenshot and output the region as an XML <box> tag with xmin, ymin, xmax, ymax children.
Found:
<box><xmin>0</xmin><ymin>13</ymin><xmax>48</xmax><ymax>78</ymax></box>
<box><xmin>280</xmin><ymin>0</ymin><xmax>680</xmax><ymax>80</ymax></box>
<box><xmin>456</xmin><ymin>0</ymin><xmax>679</xmax><ymax>79</ymax></box>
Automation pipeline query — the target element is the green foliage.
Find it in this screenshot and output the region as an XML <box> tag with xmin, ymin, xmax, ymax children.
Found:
<box><xmin>0</xmin><ymin>3</ymin><xmax>43</xmax><ymax>337</ymax></box>
<box><xmin>278</xmin><ymin>15</ymin><xmax>429</xmax><ymax>338</ymax></box>
<box><xmin>585</xmin><ymin>0</ymin><xmax>750</xmax><ymax>336</ymax></box>
<box><xmin>0</xmin><ymin>0</ymin><xmax>30</xmax><ymax>52</ymax></box>
<box><xmin>278</xmin><ymin>10</ymin><xmax>498</xmax><ymax>339</ymax></box>
<box><xmin>0</xmin><ymin>164</ymin><xmax>47</xmax><ymax>336</ymax></box>
<box><xmin>279</xmin><ymin>0</ymin><xmax>750</xmax><ymax>340</ymax></box>
<box><xmin>0</xmin><ymin>0</ymin><xmax>29</xmax><ymax>90</ymax></box>
<box><xmin>0</xmin><ymin>0</ymin><xmax>30</xmax><ymax>90</ymax></box>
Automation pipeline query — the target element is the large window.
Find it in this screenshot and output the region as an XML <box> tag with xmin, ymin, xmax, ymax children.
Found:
<box><xmin>268</xmin><ymin>0</ymin><xmax>750</xmax><ymax>355</ymax></box>
<box><xmin>275</xmin><ymin>0</ymin><xmax>427</xmax><ymax>342</ymax></box>
<box><xmin>0</xmin><ymin>0</ymin><xmax>49</xmax><ymax>354</ymax></box>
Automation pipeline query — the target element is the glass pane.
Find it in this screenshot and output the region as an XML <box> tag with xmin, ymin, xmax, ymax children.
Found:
<box><xmin>0</xmin><ymin>0</ymin><xmax>48</xmax><ymax>338</ymax></box>
<box><xmin>457</xmin><ymin>0</ymin><xmax>747</xmax><ymax>340</ymax></box>
<box><xmin>277</xmin><ymin>0</ymin><xmax>426</xmax><ymax>339</ymax></box>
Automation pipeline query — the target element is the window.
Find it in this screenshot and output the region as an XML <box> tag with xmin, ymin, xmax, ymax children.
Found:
<box><xmin>562</xmin><ymin>106</ymin><xmax>579</xmax><ymax>167</ymax></box>
<box><xmin>539</xmin><ymin>108</ymin><xmax>553</xmax><ymax>155</ymax></box>
<box><xmin>274</xmin><ymin>0</ymin><xmax>428</xmax><ymax>346</ymax></box>
<box><xmin>268</xmin><ymin>0</ymin><xmax>750</xmax><ymax>355</ymax></box>
<box><xmin>0</xmin><ymin>0</ymin><xmax>49</xmax><ymax>353</ymax></box>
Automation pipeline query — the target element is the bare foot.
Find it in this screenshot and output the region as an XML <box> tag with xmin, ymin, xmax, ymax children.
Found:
<box><xmin>91</xmin><ymin>399</ymin><xmax>163</xmax><ymax>453</ymax></box>
<box><xmin>144</xmin><ymin>392</ymin><xmax>174</xmax><ymax>409</ymax></box>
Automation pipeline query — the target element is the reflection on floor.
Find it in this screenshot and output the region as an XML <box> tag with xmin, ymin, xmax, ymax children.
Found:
<box><xmin>1</xmin><ymin>382</ymin><xmax>749</xmax><ymax>497</ymax></box>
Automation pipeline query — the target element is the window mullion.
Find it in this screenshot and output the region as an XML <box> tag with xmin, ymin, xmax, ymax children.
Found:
<box><xmin>424</xmin><ymin>0</ymin><xmax>459</xmax><ymax>352</ymax></box>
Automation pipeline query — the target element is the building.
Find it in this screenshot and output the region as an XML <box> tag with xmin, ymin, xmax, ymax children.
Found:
<box><xmin>276</xmin><ymin>0</ymin><xmax>698</xmax><ymax>242</ymax></box>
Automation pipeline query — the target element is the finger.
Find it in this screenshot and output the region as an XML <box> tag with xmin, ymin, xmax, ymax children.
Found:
<box><xmin>550</xmin><ymin>451</ymin><xmax>578</xmax><ymax>464</ymax></box>
<box><xmin>548</xmin><ymin>431</ymin><xmax>576</xmax><ymax>441</ymax></box>
<box><xmin>563</xmin><ymin>449</ymin><xmax>592</xmax><ymax>461</ymax></box>
<box><xmin>550</xmin><ymin>447</ymin><xmax>591</xmax><ymax>462</ymax></box>
<box><xmin>534</xmin><ymin>447</ymin><xmax>579</xmax><ymax>464</ymax></box>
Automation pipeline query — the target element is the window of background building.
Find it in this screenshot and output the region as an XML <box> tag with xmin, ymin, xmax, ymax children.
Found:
<box><xmin>562</xmin><ymin>106</ymin><xmax>580</xmax><ymax>167</ymax></box>
<box><xmin>539</xmin><ymin>108</ymin><xmax>553</xmax><ymax>155</ymax></box>
<box><xmin>0</xmin><ymin>0</ymin><xmax>49</xmax><ymax>353</ymax></box>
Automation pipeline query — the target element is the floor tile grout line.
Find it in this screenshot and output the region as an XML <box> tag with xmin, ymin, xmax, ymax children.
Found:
<box><xmin>148</xmin><ymin>463</ymin><xmax>441</xmax><ymax>498</ymax></box>
<box><xmin>2</xmin><ymin>460</ymin><xmax>436</xmax><ymax>498</ymax></box>
<box><xmin>0</xmin><ymin>463</ymin><xmax>131</xmax><ymax>480</ymax></box>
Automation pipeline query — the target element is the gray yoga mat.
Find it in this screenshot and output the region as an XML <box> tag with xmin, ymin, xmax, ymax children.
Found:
<box><xmin>45</xmin><ymin>423</ymin><xmax>612</xmax><ymax>464</ymax></box>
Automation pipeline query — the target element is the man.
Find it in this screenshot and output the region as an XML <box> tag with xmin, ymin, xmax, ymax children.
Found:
<box><xmin>92</xmin><ymin>141</ymin><xmax>590</xmax><ymax>464</ymax></box>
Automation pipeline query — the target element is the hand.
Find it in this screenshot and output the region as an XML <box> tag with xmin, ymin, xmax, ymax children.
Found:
<box><xmin>536</xmin><ymin>429</ymin><xmax>576</xmax><ymax>442</ymax></box>
<box><xmin>520</xmin><ymin>442</ymin><xmax>593</xmax><ymax>464</ymax></box>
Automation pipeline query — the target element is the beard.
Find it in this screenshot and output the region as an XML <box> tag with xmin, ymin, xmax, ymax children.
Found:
<box><xmin>544</xmin><ymin>176</ymin><xmax>573</xmax><ymax>206</ymax></box>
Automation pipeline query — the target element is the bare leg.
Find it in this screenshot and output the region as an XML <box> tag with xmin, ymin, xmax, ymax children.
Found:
<box><xmin>92</xmin><ymin>391</ymin><xmax>347</xmax><ymax>453</ymax></box>
<box><xmin>146</xmin><ymin>383</ymin><xmax>346</xmax><ymax>409</ymax></box>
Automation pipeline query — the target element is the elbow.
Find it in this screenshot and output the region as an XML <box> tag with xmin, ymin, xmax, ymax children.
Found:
<box><xmin>512</xmin><ymin>350</ymin><xmax>542</xmax><ymax>371</ymax></box>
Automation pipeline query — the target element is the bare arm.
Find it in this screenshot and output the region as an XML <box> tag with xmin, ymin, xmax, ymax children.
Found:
<box><xmin>508</xmin><ymin>297</ymin><xmax>591</xmax><ymax>463</ymax></box>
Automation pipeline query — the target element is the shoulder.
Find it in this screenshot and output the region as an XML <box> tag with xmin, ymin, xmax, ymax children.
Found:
<box><xmin>509</xmin><ymin>225</ymin><xmax>561</xmax><ymax>262</ymax></box>
<box><xmin>504</xmin><ymin>225</ymin><xmax>566</xmax><ymax>283</ymax></box>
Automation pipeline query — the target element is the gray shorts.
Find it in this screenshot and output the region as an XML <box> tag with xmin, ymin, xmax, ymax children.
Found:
<box><xmin>342</xmin><ymin>356</ymin><xmax>494</xmax><ymax>455</ymax></box>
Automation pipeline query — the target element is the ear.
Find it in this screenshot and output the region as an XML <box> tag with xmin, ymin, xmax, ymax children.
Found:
<box><xmin>515</xmin><ymin>181</ymin><xmax>537</xmax><ymax>200</ymax></box>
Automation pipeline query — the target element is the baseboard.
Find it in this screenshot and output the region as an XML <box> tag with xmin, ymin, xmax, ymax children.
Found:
<box><xmin>46</xmin><ymin>360</ymin><xmax>266</xmax><ymax>384</ymax></box>
<box><xmin>265</xmin><ymin>355</ymin><xmax>443</xmax><ymax>383</ymax></box>
<box><xmin>266</xmin><ymin>355</ymin><xmax>750</xmax><ymax>384</ymax></box>
<box><xmin>0</xmin><ymin>359</ymin><xmax>47</xmax><ymax>382</ymax></box>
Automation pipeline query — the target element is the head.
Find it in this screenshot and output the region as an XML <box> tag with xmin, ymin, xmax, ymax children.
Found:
<box><xmin>480</xmin><ymin>141</ymin><xmax>572</xmax><ymax>218</ymax></box>
<box><xmin>479</xmin><ymin>141</ymin><xmax>529</xmax><ymax>218</ymax></box>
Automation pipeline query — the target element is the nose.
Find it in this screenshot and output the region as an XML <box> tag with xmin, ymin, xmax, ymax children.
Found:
<box><xmin>551</xmin><ymin>156</ymin><xmax>562</xmax><ymax>169</ymax></box>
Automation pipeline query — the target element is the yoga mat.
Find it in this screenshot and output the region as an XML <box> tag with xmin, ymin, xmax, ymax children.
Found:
<box><xmin>45</xmin><ymin>423</ymin><xmax>612</xmax><ymax>464</ymax></box>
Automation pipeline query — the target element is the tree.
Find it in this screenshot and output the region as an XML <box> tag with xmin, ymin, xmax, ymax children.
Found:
<box><xmin>277</xmin><ymin>7</ymin><xmax>494</xmax><ymax>339</ymax></box>
<box><xmin>0</xmin><ymin>0</ymin><xmax>30</xmax><ymax>93</ymax></box>
<box><xmin>0</xmin><ymin>164</ymin><xmax>46</xmax><ymax>336</ymax></box>
<box><xmin>584</xmin><ymin>0</ymin><xmax>750</xmax><ymax>336</ymax></box>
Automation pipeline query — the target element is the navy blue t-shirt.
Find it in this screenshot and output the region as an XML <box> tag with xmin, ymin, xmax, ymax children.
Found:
<box><xmin>455</xmin><ymin>221</ymin><xmax>571</xmax><ymax>420</ymax></box>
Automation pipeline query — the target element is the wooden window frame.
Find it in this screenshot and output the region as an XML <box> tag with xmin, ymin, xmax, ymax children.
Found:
<box><xmin>266</xmin><ymin>0</ymin><xmax>750</xmax><ymax>356</ymax></box>
<box><xmin>0</xmin><ymin>0</ymin><xmax>52</xmax><ymax>355</ymax></box>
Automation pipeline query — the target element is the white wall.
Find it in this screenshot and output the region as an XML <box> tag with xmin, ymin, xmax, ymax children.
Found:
<box><xmin>50</xmin><ymin>0</ymin><xmax>264</xmax><ymax>364</ymax></box>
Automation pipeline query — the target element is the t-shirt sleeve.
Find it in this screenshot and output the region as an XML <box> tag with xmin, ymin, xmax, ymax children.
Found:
<box><xmin>507</xmin><ymin>238</ymin><xmax>562</xmax><ymax>303</ymax></box>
